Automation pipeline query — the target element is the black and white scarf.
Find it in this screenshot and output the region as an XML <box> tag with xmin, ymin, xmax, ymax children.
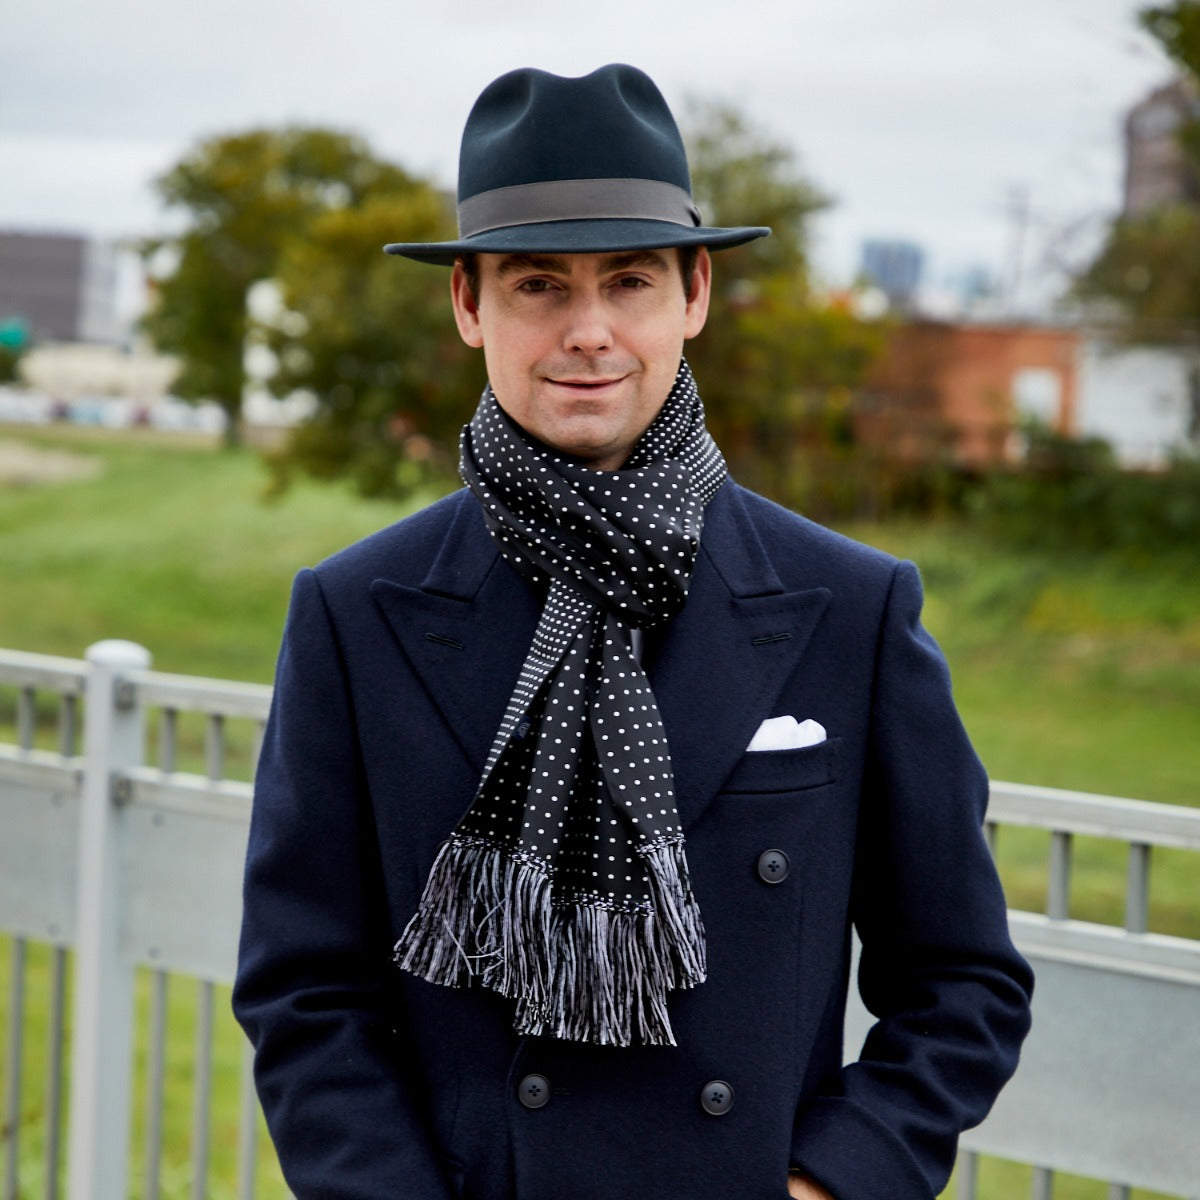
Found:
<box><xmin>394</xmin><ymin>360</ymin><xmax>727</xmax><ymax>1046</ymax></box>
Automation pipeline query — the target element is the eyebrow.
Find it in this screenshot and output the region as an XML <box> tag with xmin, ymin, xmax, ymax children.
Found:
<box><xmin>493</xmin><ymin>250</ymin><xmax>674</xmax><ymax>278</ymax></box>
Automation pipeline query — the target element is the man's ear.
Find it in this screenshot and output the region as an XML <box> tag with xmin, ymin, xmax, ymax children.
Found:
<box><xmin>450</xmin><ymin>259</ymin><xmax>485</xmax><ymax>348</ymax></box>
<box><xmin>683</xmin><ymin>247</ymin><xmax>712</xmax><ymax>340</ymax></box>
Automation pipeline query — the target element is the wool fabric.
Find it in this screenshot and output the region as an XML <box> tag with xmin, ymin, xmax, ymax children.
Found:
<box><xmin>393</xmin><ymin>360</ymin><xmax>726</xmax><ymax>1046</ymax></box>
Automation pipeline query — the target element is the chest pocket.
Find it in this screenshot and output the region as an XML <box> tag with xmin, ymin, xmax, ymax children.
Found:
<box><xmin>720</xmin><ymin>736</ymin><xmax>839</xmax><ymax>796</ymax></box>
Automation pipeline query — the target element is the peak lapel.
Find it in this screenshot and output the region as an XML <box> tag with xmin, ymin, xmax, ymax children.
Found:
<box><xmin>370</xmin><ymin>496</ymin><xmax>541</xmax><ymax>775</ymax></box>
<box><xmin>649</xmin><ymin>486</ymin><xmax>831</xmax><ymax>829</ymax></box>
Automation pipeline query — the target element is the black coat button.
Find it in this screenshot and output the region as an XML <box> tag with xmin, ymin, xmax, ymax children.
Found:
<box><xmin>517</xmin><ymin>1073</ymin><xmax>551</xmax><ymax>1110</ymax></box>
<box><xmin>700</xmin><ymin>1079</ymin><xmax>734</xmax><ymax>1116</ymax></box>
<box><xmin>756</xmin><ymin>848</ymin><xmax>789</xmax><ymax>884</ymax></box>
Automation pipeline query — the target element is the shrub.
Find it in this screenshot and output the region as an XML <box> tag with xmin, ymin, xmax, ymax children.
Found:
<box><xmin>975</xmin><ymin>427</ymin><xmax>1200</xmax><ymax>561</ymax></box>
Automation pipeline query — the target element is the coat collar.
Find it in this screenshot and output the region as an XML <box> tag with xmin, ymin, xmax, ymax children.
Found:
<box><xmin>370</xmin><ymin>483</ymin><xmax>829</xmax><ymax>828</ymax></box>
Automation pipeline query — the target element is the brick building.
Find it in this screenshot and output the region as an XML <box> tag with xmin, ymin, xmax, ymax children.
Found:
<box><xmin>860</xmin><ymin>320</ymin><xmax>1081</xmax><ymax>468</ymax></box>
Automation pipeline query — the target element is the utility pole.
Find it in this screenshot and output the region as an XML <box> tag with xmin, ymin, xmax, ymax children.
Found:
<box><xmin>1002</xmin><ymin>184</ymin><xmax>1032</xmax><ymax>316</ymax></box>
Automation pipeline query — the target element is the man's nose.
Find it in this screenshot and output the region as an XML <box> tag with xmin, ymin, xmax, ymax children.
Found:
<box><xmin>561</xmin><ymin>291</ymin><xmax>613</xmax><ymax>355</ymax></box>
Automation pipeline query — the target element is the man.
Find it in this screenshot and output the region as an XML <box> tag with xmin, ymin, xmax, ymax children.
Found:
<box><xmin>234</xmin><ymin>65</ymin><xmax>1033</xmax><ymax>1200</ymax></box>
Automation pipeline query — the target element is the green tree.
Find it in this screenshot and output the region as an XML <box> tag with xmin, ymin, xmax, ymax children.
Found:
<box><xmin>1074</xmin><ymin>205</ymin><xmax>1200</xmax><ymax>342</ymax></box>
<box><xmin>682</xmin><ymin>101</ymin><xmax>888</xmax><ymax>512</ymax></box>
<box><xmin>142</xmin><ymin>127</ymin><xmax>424</xmax><ymax>443</ymax></box>
<box><xmin>260</xmin><ymin>191</ymin><xmax>484</xmax><ymax>497</ymax></box>
<box><xmin>1140</xmin><ymin>2</ymin><xmax>1200</xmax><ymax>79</ymax></box>
<box><xmin>267</xmin><ymin>101</ymin><xmax>884</xmax><ymax>508</ymax></box>
<box><xmin>686</xmin><ymin>100</ymin><xmax>827</xmax><ymax>280</ymax></box>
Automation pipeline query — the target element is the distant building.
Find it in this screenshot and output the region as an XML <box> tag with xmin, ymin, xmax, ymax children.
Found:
<box><xmin>1122</xmin><ymin>78</ymin><xmax>1200</xmax><ymax>217</ymax></box>
<box><xmin>859</xmin><ymin>239</ymin><xmax>925</xmax><ymax>309</ymax></box>
<box><xmin>18</xmin><ymin>340</ymin><xmax>178</xmax><ymax>404</ymax></box>
<box><xmin>860</xmin><ymin>319</ymin><xmax>1081</xmax><ymax>468</ymax></box>
<box><xmin>0</xmin><ymin>230</ymin><xmax>119</xmax><ymax>344</ymax></box>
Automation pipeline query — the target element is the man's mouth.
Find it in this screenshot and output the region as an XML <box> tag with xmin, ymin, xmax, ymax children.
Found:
<box><xmin>548</xmin><ymin>376</ymin><xmax>625</xmax><ymax>390</ymax></box>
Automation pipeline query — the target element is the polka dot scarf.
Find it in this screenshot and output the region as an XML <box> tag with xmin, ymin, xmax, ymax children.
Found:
<box><xmin>394</xmin><ymin>360</ymin><xmax>726</xmax><ymax>1046</ymax></box>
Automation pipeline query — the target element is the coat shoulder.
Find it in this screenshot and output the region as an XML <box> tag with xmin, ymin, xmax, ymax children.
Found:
<box><xmin>308</xmin><ymin>488</ymin><xmax>478</xmax><ymax>593</ymax></box>
<box><xmin>724</xmin><ymin>482</ymin><xmax>902</xmax><ymax>592</ymax></box>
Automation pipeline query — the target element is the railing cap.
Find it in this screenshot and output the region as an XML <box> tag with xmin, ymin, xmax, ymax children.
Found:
<box><xmin>84</xmin><ymin>640</ymin><xmax>152</xmax><ymax>669</ymax></box>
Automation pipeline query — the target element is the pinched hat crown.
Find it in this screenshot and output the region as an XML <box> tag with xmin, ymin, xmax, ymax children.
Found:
<box><xmin>385</xmin><ymin>64</ymin><xmax>769</xmax><ymax>264</ymax></box>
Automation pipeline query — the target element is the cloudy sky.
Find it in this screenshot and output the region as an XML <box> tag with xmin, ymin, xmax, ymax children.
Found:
<box><xmin>0</xmin><ymin>0</ymin><xmax>1175</xmax><ymax>311</ymax></box>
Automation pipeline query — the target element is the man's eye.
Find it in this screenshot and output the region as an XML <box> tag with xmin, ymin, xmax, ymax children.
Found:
<box><xmin>518</xmin><ymin>278</ymin><xmax>553</xmax><ymax>293</ymax></box>
<box><xmin>617</xmin><ymin>276</ymin><xmax>649</xmax><ymax>288</ymax></box>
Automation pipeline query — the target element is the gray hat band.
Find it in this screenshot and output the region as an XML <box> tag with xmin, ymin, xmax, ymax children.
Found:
<box><xmin>457</xmin><ymin>177</ymin><xmax>702</xmax><ymax>238</ymax></box>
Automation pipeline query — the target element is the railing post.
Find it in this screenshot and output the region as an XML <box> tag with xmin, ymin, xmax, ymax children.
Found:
<box><xmin>67</xmin><ymin>640</ymin><xmax>151</xmax><ymax>1200</ymax></box>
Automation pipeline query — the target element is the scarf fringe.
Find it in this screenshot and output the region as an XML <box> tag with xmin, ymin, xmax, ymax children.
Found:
<box><xmin>394</xmin><ymin>838</ymin><xmax>706</xmax><ymax>1047</ymax></box>
<box><xmin>640</xmin><ymin>840</ymin><xmax>708</xmax><ymax>988</ymax></box>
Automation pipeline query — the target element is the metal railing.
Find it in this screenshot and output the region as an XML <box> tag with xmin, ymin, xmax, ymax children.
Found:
<box><xmin>3</xmin><ymin>642</ymin><xmax>1199</xmax><ymax>1200</ymax></box>
<box><xmin>966</xmin><ymin>784</ymin><xmax>1198</xmax><ymax>1199</ymax></box>
<box><xmin>1</xmin><ymin>642</ymin><xmax>277</xmax><ymax>1200</ymax></box>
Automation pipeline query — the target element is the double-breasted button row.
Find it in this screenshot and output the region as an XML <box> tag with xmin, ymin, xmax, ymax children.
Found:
<box><xmin>518</xmin><ymin>1074</ymin><xmax>735</xmax><ymax>1117</ymax></box>
<box><xmin>756</xmin><ymin>848</ymin><xmax>789</xmax><ymax>884</ymax></box>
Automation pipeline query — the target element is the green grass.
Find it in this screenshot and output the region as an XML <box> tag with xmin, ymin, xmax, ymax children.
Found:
<box><xmin>0</xmin><ymin>425</ymin><xmax>428</xmax><ymax>681</ymax></box>
<box><xmin>832</xmin><ymin>516</ymin><xmax>1200</xmax><ymax>809</ymax></box>
<box><xmin>4</xmin><ymin>426</ymin><xmax>1196</xmax><ymax>802</ymax></box>
<box><xmin>2</xmin><ymin>426</ymin><xmax>1198</xmax><ymax>1199</ymax></box>
<box><xmin>832</xmin><ymin>517</ymin><xmax>1200</xmax><ymax>950</ymax></box>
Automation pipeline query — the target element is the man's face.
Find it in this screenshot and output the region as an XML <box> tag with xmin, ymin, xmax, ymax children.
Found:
<box><xmin>450</xmin><ymin>247</ymin><xmax>711</xmax><ymax>471</ymax></box>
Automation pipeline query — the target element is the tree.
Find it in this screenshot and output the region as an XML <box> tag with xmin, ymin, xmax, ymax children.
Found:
<box><xmin>1140</xmin><ymin>2</ymin><xmax>1200</xmax><ymax>79</ymax></box>
<box><xmin>259</xmin><ymin>191</ymin><xmax>484</xmax><ymax>497</ymax></box>
<box><xmin>681</xmin><ymin>102</ymin><xmax>888</xmax><ymax>512</ymax></box>
<box><xmin>686</xmin><ymin>100</ymin><xmax>827</xmax><ymax>280</ymax></box>
<box><xmin>142</xmin><ymin>127</ymin><xmax>425</xmax><ymax>443</ymax></box>
<box><xmin>266</xmin><ymin>101</ymin><xmax>884</xmax><ymax>508</ymax></box>
<box><xmin>1074</xmin><ymin>205</ymin><xmax>1200</xmax><ymax>341</ymax></box>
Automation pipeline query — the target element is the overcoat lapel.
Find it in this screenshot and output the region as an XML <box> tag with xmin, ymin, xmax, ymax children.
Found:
<box><xmin>370</xmin><ymin>493</ymin><xmax>542</xmax><ymax>775</ymax></box>
<box><xmin>370</xmin><ymin>485</ymin><xmax>830</xmax><ymax>830</ymax></box>
<box><xmin>649</xmin><ymin>485</ymin><xmax>830</xmax><ymax>829</ymax></box>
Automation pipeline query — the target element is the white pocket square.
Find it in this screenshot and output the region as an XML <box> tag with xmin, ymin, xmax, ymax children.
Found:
<box><xmin>746</xmin><ymin>715</ymin><xmax>827</xmax><ymax>752</ymax></box>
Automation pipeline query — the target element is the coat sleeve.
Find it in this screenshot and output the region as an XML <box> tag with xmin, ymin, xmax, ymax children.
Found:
<box><xmin>232</xmin><ymin>569</ymin><xmax>456</xmax><ymax>1200</ymax></box>
<box><xmin>790</xmin><ymin>560</ymin><xmax>1034</xmax><ymax>1200</ymax></box>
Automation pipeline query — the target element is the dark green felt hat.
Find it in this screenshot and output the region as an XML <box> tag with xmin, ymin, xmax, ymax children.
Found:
<box><xmin>384</xmin><ymin>64</ymin><xmax>770</xmax><ymax>265</ymax></box>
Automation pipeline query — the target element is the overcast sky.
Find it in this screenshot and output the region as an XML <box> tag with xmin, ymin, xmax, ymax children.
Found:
<box><xmin>0</xmin><ymin>0</ymin><xmax>1176</xmax><ymax>310</ymax></box>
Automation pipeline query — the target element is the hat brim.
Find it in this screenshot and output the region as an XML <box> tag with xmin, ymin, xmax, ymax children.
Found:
<box><xmin>384</xmin><ymin>218</ymin><xmax>770</xmax><ymax>266</ymax></box>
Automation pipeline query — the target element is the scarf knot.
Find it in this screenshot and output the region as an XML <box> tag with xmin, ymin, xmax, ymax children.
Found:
<box><xmin>394</xmin><ymin>360</ymin><xmax>726</xmax><ymax>1046</ymax></box>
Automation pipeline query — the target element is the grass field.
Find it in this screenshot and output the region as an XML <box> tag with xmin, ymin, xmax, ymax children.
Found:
<box><xmin>2</xmin><ymin>424</ymin><xmax>1197</xmax><ymax>1199</ymax></box>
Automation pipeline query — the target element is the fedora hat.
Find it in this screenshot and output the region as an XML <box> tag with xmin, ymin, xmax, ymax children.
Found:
<box><xmin>384</xmin><ymin>64</ymin><xmax>770</xmax><ymax>265</ymax></box>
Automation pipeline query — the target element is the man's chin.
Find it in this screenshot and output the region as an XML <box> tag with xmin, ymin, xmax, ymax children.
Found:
<box><xmin>542</xmin><ymin>427</ymin><xmax>628</xmax><ymax>471</ymax></box>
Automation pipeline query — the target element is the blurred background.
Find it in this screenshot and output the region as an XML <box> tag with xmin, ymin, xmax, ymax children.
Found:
<box><xmin>2</xmin><ymin>3</ymin><xmax>1199</xmax><ymax>1197</ymax></box>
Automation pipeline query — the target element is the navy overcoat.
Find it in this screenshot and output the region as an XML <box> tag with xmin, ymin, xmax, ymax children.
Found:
<box><xmin>233</xmin><ymin>480</ymin><xmax>1033</xmax><ymax>1200</ymax></box>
